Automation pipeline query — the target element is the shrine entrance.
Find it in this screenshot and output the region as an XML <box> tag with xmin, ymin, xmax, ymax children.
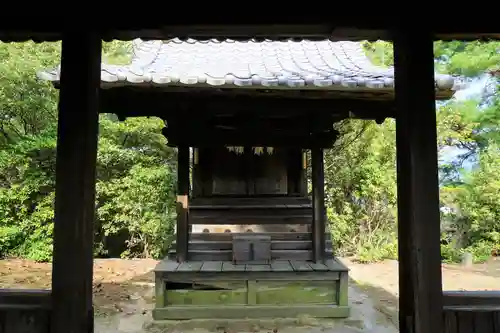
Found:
<box><xmin>207</xmin><ymin>147</ymin><xmax>295</xmax><ymax>197</ymax></box>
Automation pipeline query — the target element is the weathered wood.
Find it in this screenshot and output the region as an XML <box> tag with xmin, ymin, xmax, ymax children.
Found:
<box><xmin>178</xmin><ymin>115</ymin><xmax>330</xmax><ymax>134</ymax></box>
<box><xmin>166</xmin><ymin>289</ymin><xmax>248</xmax><ymax>306</ymax></box>
<box><xmin>201</xmin><ymin>147</ymin><xmax>297</xmax><ymax>196</ymax></box>
<box><xmin>198</xmin><ymin>147</ymin><xmax>213</xmax><ymax>196</ymax></box>
<box><xmin>270</xmin><ymin>261</ymin><xmax>293</xmax><ymax>272</ymax></box>
<box><xmin>255</xmin><ymin>280</ymin><xmax>336</xmax><ymax>305</ymax></box>
<box><xmin>176</xmin><ymin>146</ymin><xmax>190</xmax><ymax>262</ymax></box>
<box><xmin>473</xmin><ymin>311</ymin><xmax>495</xmax><ymax>333</ymax></box>
<box><xmin>100</xmin><ymin>88</ymin><xmax>396</xmax><ymax>120</ymax></box>
<box><xmin>308</xmin><ymin>262</ymin><xmax>330</xmax><ymax>271</ymax></box>
<box><xmin>311</xmin><ymin>147</ymin><xmax>326</xmax><ymax>262</ymax></box>
<box><xmin>7</xmin><ymin>22</ymin><xmax>500</xmax><ymax>44</ymax></box>
<box><xmin>272</xmin><ymin>240</ymin><xmax>314</xmax><ymax>250</ymax></box>
<box><xmin>443</xmin><ymin>291</ymin><xmax>500</xmax><ymax>307</ymax></box>
<box><xmin>166</xmin><ymin>281</ymin><xmax>247</xmax><ymax>306</ymax></box>
<box><xmin>443</xmin><ymin>310</ymin><xmax>458</xmax><ymax>333</ymax></box>
<box><xmin>232</xmin><ymin>235</ymin><xmax>271</xmax><ymax>264</ymax></box>
<box><xmin>200</xmin><ymin>261</ymin><xmax>223</xmax><ymax>272</ymax></box>
<box><xmin>190</xmin><ymin>207</ymin><xmax>312</xmax><ymax>219</ymax></box>
<box><xmin>440</xmin><ymin>292</ymin><xmax>500</xmax><ymax>333</ymax></box>
<box><xmin>153</xmin><ymin>304</ymin><xmax>349</xmax><ymax>320</ymax></box>
<box><xmin>164</xmin><ymin>116</ymin><xmax>339</xmax><ymax>147</ymax></box>
<box><xmin>0</xmin><ymin>307</ymin><xmax>51</xmax><ymax>333</ymax></box>
<box><xmin>189</xmin><ymin>232</ymin><xmax>329</xmax><ymax>241</ymax></box>
<box><xmin>244</xmin><ymin>145</ymin><xmax>255</xmax><ymax>195</ymax></box>
<box><xmin>458</xmin><ymin>310</ymin><xmax>475</xmax><ymax>331</ymax></box>
<box><xmin>324</xmin><ymin>258</ymin><xmax>349</xmax><ymax>271</ymax></box>
<box><xmin>173</xmin><ymin>239</ymin><xmax>331</xmax><ymax>251</ymax></box>
<box><xmin>442</xmin><ymin>309</ymin><xmax>500</xmax><ymax>333</ymax></box>
<box><xmin>0</xmin><ymin>289</ymin><xmax>52</xmax><ymax>333</ymax></box>
<box><xmin>190</xmin><ymin>196</ymin><xmax>311</xmax><ymax>207</ymax></box>
<box><xmin>247</xmin><ymin>281</ymin><xmax>257</xmax><ymax>305</ymax></box>
<box><xmin>166</xmin><ymin>129</ymin><xmax>338</xmax><ymax>148</ymax></box>
<box><xmin>192</xmin><ymin>148</ymin><xmax>202</xmax><ymax>197</ymax></box>
<box><xmin>177</xmin><ymin>262</ymin><xmax>203</xmax><ymax>272</ymax></box>
<box><xmin>172</xmin><ymin>233</ymin><xmax>333</xmax><ymax>261</ymax></box>
<box><xmin>178</xmin><ymin>249</ymin><xmax>334</xmax><ymax>261</ymax></box>
<box><xmin>172</xmin><ymin>239</ymin><xmax>330</xmax><ymax>251</ymax></box>
<box><xmin>155</xmin><ymin>276</ymin><xmax>165</xmax><ymax>308</ymax></box>
<box><xmin>191</xmin><ymin>204</ymin><xmax>312</xmax><ymax>209</ymax></box>
<box><xmin>157</xmin><ymin>270</ymin><xmax>340</xmax><ymax>282</ymax></box>
<box><xmin>337</xmin><ymin>271</ymin><xmax>349</xmax><ymax>307</ymax></box>
<box><xmin>494</xmin><ymin>312</ymin><xmax>500</xmax><ymax>330</ymax></box>
<box><xmin>246</xmin><ymin>265</ymin><xmax>270</xmax><ymax>272</ymax></box>
<box><xmin>155</xmin><ymin>260</ymin><xmax>344</xmax><ymax>273</ymax></box>
<box><xmin>290</xmin><ymin>261</ymin><xmax>313</xmax><ymax>272</ymax></box>
<box><xmin>287</xmin><ymin>148</ymin><xmax>303</xmax><ymax>196</ymax></box>
<box><xmin>0</xmin><ymin>289</ymin><xmax>51</xmax><ymax>307</ymax></box>
<box><xmin>394</xmin><ymin>30</ymin><xmax>444</xmax><ymax>333</ymax></box>
<box><xmin>155</xmin><ymin>260</ymin><xmax>179</xmax><ymax>272</ymax></box>
<box><xmin>190</xmin><ymin>216</ymin><xmax>311</xmax><ymax>225</ymax></box>
<box><xmin>222</xmin><ymin>262</ymin><xmax>246</xmax><ymax>272</ymax></box>
<box><xmin>299</xmin><ymin>151</ymin><xmax>308</xmax><ymax>196</ymax></box>
<box><xmin>154</xmin><ymin>256</ymin><xmax>348</xmax><ymax>322</ymax></box>
<box><xmin>51</xmin><ymin>33</ymin><xmax>101</xmax><ymax>333</ymax></box>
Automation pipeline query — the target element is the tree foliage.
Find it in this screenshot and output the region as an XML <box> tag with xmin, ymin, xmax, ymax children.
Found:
<box><xmin>0</xmin><ymin>41</ymin><xmax>177</xmax><ymax>261</ymax></box>
<box><xmin>324</xmin><ymin>119</ymin><xmax>398</xmax><ymax>262</ymax></box>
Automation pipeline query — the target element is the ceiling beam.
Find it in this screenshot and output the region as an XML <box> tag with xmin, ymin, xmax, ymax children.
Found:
<box><xmin>100</xmin><ymin>88</ymin><xmax>396</xmax><ymax>120</ymax></box>
<box><xmin>0</xmin><ymin>22</ymin><xmax>499</xmax><ymax>42</ymax></box>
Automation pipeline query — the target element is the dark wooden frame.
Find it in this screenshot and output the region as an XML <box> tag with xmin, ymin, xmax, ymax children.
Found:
<box><xmin>45</xmin><ymin>31</ymin><xmax>473</xmax><ymax>333</ymax></box>
<box><xmin>0</xmin><ymin>25</ymin><xmax>497</xmax><ymax>332</ymax></box>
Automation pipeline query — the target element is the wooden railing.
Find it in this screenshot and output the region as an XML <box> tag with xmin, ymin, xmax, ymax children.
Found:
<box><xmin>443</xmin><ymin>290</ymin><xmax>500</xmax><ymax>333</ymax></box>
<box><xmin>0</xmin><ymin>289</ymin><xmax>51</xmax><ymax>333</ymax></box>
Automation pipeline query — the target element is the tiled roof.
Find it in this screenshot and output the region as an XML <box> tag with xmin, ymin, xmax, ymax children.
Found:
<box><xmin>38</xmin><ymin>38</ymin><xmax>459</xmax><ymax>92</ymax></box>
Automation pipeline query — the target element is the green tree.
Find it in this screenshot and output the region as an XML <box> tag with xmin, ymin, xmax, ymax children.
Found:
<box><xmin>0</xmin><ymin>41</ymin><xmax>177</xmax><ymax>261</ymax></box>
<box><xmin>324</xmin><ymin>119</ymin><xmax>398</xmax><ymax>262</ymax></box>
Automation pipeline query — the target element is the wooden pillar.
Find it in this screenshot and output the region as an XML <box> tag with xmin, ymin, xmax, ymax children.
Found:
<box><xmin>311</xmin><ymin>147</ymin><xmax>326</xmax><ymax>262</ymax></box>
<box><xmin>300</xmin><ymin>150</ymin><xmax>308</xmax><ymax>196</ymax></box>
<box><xmin>287</xmin><ymin>148</ymin><xmax>307</xmax><ymax>196</ymax></box>
<box><xmin>51</xmin><ymin>33</ymin><xmax>101</xmax><ymax>333</ymax></box>
<box><xmin>394</xmin><ymin>31</ymin><xmax>443</xmax><ymax>333</ymax></box>
<box><xmin>192</xmin><ymin>148</ymin><xmax>201</xmax><ymax>197</ymax></box>
<box><xmin>244</xmin><ymin>146</ymin><xmax>255</xmax><ymax>195</ymax></box>
<box><xmin>176</xmin><ymin>145</ymin><xmax>190</xmax><ymax>262</ymax></box>
<box><xmin>286</xmin><ymin>149</ymin><xmax>295</xmax><ymax>196</ymax></box>
<box><xmin>202</xmin><ymin>147</ymin><xmax>214</xmax><ymax>196</ymax></box>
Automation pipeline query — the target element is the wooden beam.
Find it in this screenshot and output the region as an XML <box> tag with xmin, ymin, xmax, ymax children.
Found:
<box><xmin>176</xmin><ymin>146</ymin><xmax>190</xmax><ymax>262</ymax></box>
<box><xmin>51</xmin><ymin>33</ymin><xmax>101</xmax><ymax>333</ymax></box>
<box><xmin>188</xmin><ymin>115</ymin><xmax>325</xmax><ymax>132</ymax></box>
<box><xmin>99</xmin><ymin>88</ymin><xmax>396</xmax><ymax>119</ymax></box>
<box><xmin>394</xmin><ymin>31</ymin><xmax>443</xmax><ymax>333</ymax></box>
<box><xmin>2</xmin><ymin>22</ymin><xmax>500</xmax><ymax>43</ymax></box>
<box><xmin>163</xmin><ymin>127</ymin><xmax>339</xmax><ymax>148</ymax></box>
<box><xmin>311</xmin><ymin>148</ymin><xmax>326</xmax><ymax>263</ymax></box>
